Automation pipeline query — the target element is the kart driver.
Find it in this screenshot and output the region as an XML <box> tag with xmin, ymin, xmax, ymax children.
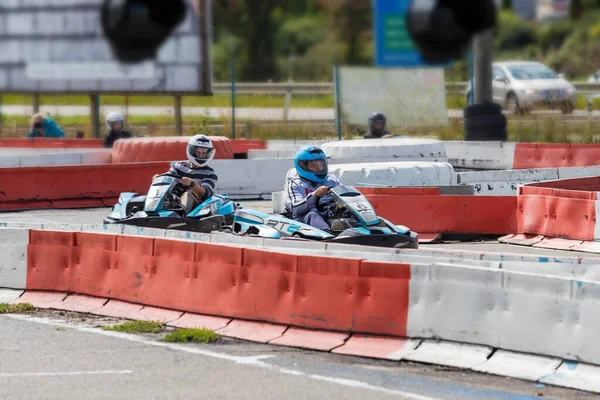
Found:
<box><xmin>364</xmin><ymin>112</ymin><xmax>393</xmax><ymax>139</ymax></box>
<box><xmin>284</xmin><ymin>146</ymin><xmax>341</xmax><ymax>232</ymax></box>
<box><xmin>152</xmin><ymin>134</ymin><xmax>218</xmax><ymax>215</ymax></box>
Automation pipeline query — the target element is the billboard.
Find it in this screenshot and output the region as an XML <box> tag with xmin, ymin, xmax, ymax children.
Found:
<box><xmin>0</xmin><ymin>0</ymin><xmax>212</xmax><ymax>93</ymax></box>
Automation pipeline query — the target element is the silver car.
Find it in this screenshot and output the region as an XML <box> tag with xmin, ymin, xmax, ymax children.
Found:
<box><xmin>466</xmin><ymin>61</ymin><xmax>577</xmax><ymax>114</ymax></box>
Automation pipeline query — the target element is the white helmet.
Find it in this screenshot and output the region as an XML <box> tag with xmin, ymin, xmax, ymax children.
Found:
<box><xmin>106</xmin><ymin>111</ymin><xmax>124</xmax><ymax>131</ymax></box>
<box><xmin>186</xmin><ymin>134</ymin><xmax>215</xmax><ymax>167</ymax></box>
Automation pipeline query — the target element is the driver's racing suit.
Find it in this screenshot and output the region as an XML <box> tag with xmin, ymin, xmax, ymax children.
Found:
<box><xmin>284</xmin><ymin>173</ymin><xmax>341</xmax><ymax>231</ymax></box>
<box><xmin>167</xmin><ymin>160</ymin><xmax>218</xmax><ymax>214</ymax></box>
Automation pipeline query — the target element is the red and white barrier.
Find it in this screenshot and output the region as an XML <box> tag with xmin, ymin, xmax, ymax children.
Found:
<box><xmin>1</xmin><ymin>227</ymin><xmax>600</xmax><ymax>392</ymax></box>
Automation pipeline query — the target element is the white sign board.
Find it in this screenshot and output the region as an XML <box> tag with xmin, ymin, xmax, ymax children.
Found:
<box><xmin>0</xmin><ymin>0</ymin><xmax>212</xmax><ymax>93</ymax></box>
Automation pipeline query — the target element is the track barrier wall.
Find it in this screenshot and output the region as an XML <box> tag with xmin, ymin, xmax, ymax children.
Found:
<box><xmin>2</xmin><ymin>227</ymin><xmax>600</xmax><ymax>392</ymax></box>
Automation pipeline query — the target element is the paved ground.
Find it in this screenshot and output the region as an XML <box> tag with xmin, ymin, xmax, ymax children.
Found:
<box><xmin>0</xmin><ymin>310</ymin><xmax>596</xmax><ymax>400</ymax></box>
<box><xmin>0</xmin><ymin>205</ymin><xmax>598</xmax><ymax>259</ymax></box>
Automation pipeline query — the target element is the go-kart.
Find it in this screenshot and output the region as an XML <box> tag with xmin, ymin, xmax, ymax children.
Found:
<box><xmin>229</xmin><ymin>184</ymin><xmax>419</xmax><ymax>249</ymax></box>
<box><xmin>104</xmin><ymin>173</ymin><xmax>238</xmax><ymax>233</ymax></box>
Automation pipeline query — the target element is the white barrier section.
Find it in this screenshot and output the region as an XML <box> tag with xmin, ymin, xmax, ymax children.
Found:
<box><xmin>403</xmin><ymin>340</ymin><xmax>493</xmax><ymax>369</ymax></box>
<box><xmin>329</xmin><ymin>162</ymin><xmax>456</xmax><ymax>187</ymax></box>
<box><xmin>211</xmin><ymin>159</ymin><xmax>294</xmax><ymax>197</ymax></box>
<box><xmin>0</xmin><ymin>229</ymin><xmax>29</xmax><ymax>290</ymax></box>
<box><xmin>444</xmin><ymin>141</ymin><xmax>516</xmax><ymax>170</ymax></box>
<box><xmin>247</xmin><ymin>150</ymin><xmax>297</xmax><ymax>160</ymax></box>
<box><xmin>0</xmin><ymin>150</ymin><xmax>111</xmax><ymax>168</ymax></box>
<box><xmin>266</xmin><ymin>140</ymin><xmax>330</xmax><ymax>152</ymax></box>
<box><xmin>321</xmin><ymin>138</ymin><xmax>448</xmax><ymax>163</ymax></box>
<box><xmin>407</xmin><ymin>262</ymin><xmax>600</xmax><ymax>366</ymax></box>
<box><xmin>471</xmin><ymin>350</ymin><xmax>562</xmax><ymax>381</ymax></box>
<box><xmin>457</xmin><ymin>168</ymin><xmax>559</xmax><ymax>195</ymax></box>
<box><xmin>456</xmin><ymin>165</ymin><xmax>600</xmax><ymax>195</ymax></box>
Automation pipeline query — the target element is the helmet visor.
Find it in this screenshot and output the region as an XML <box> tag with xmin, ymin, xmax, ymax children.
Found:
<box><xmin>300</xmin><ymin>159</ymin><xmax>327</xmax><ymax>174</ymax></box>
<box><xmin>189</xmin><ymin>145</ymin><xmax>214</xmax><ymax>162</ymax></box>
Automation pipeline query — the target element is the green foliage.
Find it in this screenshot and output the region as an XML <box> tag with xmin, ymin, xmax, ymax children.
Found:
<box><xmin>161</xmin><ymin>328</ymin><xmax>220</xmax><ymax>344</ymax></box>
<box><xmin>102</xmin><ymin>320</ymin><xmax>165</xmax><ymax>334</ymax></box>
<box><xmin>494</xmin><ymin>11</ymin><xmax>537</xmax><ymax>51</ymax></box>
<box><xmin>0</xmin><ymin>303</ymin><xmax>36</xmax><ymax>313</ymax></box>
<box><xmin>538</xmin><ymin>20</ymin><xmax>573</xmax><ymax>51</ymax></box>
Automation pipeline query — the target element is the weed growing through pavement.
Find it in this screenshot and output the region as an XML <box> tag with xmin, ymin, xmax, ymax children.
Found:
<box><xmin>0</xmin><ymin>303</ymin><xmax>36</xmax><ymax>313</ymax></box>
<box><xmin>161</xmin><ymin>328</ymin><xmax>221</xmax><ymax>344</ymax></box>
<box><xmin>102</xmin><ymin>320</ymin><xmax>165</xmax><ymax>334</ymax></box>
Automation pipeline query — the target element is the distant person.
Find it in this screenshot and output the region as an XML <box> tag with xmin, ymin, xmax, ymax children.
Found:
<box><xmin>363</xmin><ymin>112</ymin><xmax>393</xmax><ymax>139</ymax></box>
<box><xmin>27</xmin><ymin>113</ymin><xmax>65</xmax><ymax>138</ymax></box>
<box><xmin>104</xmin><ymin>111</ymin><xmax>132</xmax><ymax>148</ymax></box>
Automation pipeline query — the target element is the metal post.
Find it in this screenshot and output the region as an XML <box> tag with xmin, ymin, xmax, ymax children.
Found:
<box><xmin>334</xmin><ymin>65</ymin><xmax>342</xmax><ymax>141</ymax></box>
<box><xmin>230</xmin><ymin>53</ymin><xmax>236</xmax><ymax>140</ymax></box>
<box><xmin>198</xmin><ymin>0</ymin><xmax>212</xmax><ymax>95</ymax></box>
<box><xmin>468</xmin><ymin>51</ymin><xmax>475</xmax><ymax>105</ymax></box>
<box><xmin>283</xmin><ymin>80</ymin><xmax>292</xmax><ymax>122</ymax></box>
<box><xmin>473</xmin><ymin>29</ymin><xmax>494</xmax><ymax>104</ymax></box>
<box><xmin>90</xmin><ymin>94</ymin><xmax>101</xmax><ymax>138</ymax></box>
<box><xmin>174</xmin><ymin>95</ymin><xmax>183</xmax><ymax>136</ymax></box>
<box><xmin>32</xmin><ymin>93</ymin><xmax>41</xmax><ymax>114</ymax></box>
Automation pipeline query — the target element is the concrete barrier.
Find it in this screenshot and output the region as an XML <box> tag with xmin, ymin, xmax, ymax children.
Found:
<box><xmin>321</xmin><ymin>138</ymin><xmax>447</xmax><ymax>163</ymax></box>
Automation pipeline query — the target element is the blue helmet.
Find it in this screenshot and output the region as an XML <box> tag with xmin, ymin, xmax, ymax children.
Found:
<box><xmin>294</xmin><ymin>146</ymin><xmax>329</xmax><ymax>183</ymax></box>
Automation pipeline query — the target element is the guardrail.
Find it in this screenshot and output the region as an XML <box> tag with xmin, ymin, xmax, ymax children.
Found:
<box><xmin>212</xmin><ymin>81</ymin><xmax>600</xmax><ymax>96</ymax></box>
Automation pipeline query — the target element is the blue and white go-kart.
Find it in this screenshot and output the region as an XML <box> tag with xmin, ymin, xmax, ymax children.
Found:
<box><xmin>104</xmin><ymin>173</ymin><xmax>238</xmax><ymax>233</ymax></box>
<box><xmin>229</xmin><ymin>184</ymin><xmax>419</xmax><ymax>249</ymax></box>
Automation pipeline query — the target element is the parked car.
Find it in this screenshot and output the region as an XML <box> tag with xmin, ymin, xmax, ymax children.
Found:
<box><xmin>466</xmin><ymin>61</ymin><xmax>577</xmax><ymax>114</ymax></box>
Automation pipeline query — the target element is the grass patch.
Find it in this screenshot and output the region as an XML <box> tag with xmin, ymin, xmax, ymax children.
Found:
<box><xmin>102</xmin><ymin>320</ymin><xmax>165</xmax><ymax>334</ymax></box>
<box><xmin>0</xmin><ymin>303</ymin><xmax>36</xmax><ymax>313</ymax></box>
<box><xmin>161</xmin><ymin>328</ymin><xmax>220</xmax><ymax>344</ymax></box>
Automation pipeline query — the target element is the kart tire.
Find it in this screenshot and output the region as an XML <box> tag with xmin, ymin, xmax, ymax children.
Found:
<box><xmin>463</xmin><ymin>103</ymin><xmax>502</xmax><ymax>118</ymax></box>
<box><xmin>464</xmin><ymin>114</ymin><xmax>506</xmax><ymax>131</ymax></box>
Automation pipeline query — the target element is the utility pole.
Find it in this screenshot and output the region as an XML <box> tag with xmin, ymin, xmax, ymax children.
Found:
<box><xmin>473</xmin><ymin>29</ymin><xmax>494</xmax><ymax>104</ymax></box>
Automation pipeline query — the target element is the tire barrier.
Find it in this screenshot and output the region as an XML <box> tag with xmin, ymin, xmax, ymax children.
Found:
<box><xmin>463</xmin><ymin>103</ymin><xmax>507</xmax><ymax>142</ymax></box>
<box><xmin>111</xmin><ymin>137</ymin><xmax>234</xmax><ymax>163</ymax></box>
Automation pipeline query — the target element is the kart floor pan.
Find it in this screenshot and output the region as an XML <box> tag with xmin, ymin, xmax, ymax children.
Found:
<box><xmin>105</xmin><ymin>215</ymin><xmax>225</xmax><ymax>233</ymax></box>
<box><xmin>326</xmin><ymin>234</ymin><xmax>419</xmax><ymax>249</ymax></box>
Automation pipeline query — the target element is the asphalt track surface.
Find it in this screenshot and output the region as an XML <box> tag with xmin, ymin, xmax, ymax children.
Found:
<box><xmin>0</xmin><ymin>310</ymin><xmax>597</xmax><ymax>400</ymax></box>
<box><xmin>1</xmin><ymin>205</ymin><xmax>599</xmax><ymax>399</ymax></box>
<box><xmin>1</xmin><ymin>204</ymin><xmax>599</xmax><ymax>259</ymax></box>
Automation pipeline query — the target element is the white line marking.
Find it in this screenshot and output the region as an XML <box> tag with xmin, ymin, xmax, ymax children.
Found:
<box><xmin>0</xmin><ymin>370</ymin><xmax>133</xmax><ymax>378</ymax></box>
<box><xmin>3</xmin><ymin>314</ymin><xmax>442</xmax><ymax>400</ymax></box>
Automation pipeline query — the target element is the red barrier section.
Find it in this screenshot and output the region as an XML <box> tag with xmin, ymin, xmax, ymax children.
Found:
<box><xmin>361</xmin><ymin>192</ymin><xmax>518</xmax><ymax>235</ymax></box>
<box><xmin>516</xmin><ymin>176</ymin><xmax>600</xmax><ymax>242</ymax></box>
<box><xmin>27</xmin><ymin>230</ymin><xmax>412</xmax><ymax>337</ymax></box>
<box><xmin>0</xmin><ymin>162</ymin><xmax>168</xmax><ymax>210</ymax></box>
<box><xmin>0</xmin><ymin>138</ymin><xmax>103</xmax><ymax>149</ymax></box>
<box><xmin>513</xmin><ymin>143</ymin><xmax>600</xmax><ymax>169</ymax></box>
<box><xmin>231</xmin><ymin>139</ymin><xmax>267</xmax><ymax>155</ymax></box>
<box><xmin>111</xmin><ymin>137</ymin><xmax>233</xmax><ymax>163</ymax></box>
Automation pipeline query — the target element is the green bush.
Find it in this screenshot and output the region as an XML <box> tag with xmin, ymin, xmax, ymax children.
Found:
<box><xmin>494</xmin><ymin>11</ymin><xmax>537</xmax><ymax>51</ymax></box>
<box><xmin>538</xmin><ymin>20</ymin><xmax>573</xmax><ymax>51</ymax></box>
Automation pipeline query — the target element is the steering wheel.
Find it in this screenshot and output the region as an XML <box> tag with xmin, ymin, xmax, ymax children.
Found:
<box><xmin>155</xmin><ymin>173</ymin><xmax>189</xmax><ymax>198</ymax></box>
<box><xmin>316</xmin><ymin>192</ymin><xmax>336</xmax><ymax>214</ymax></box>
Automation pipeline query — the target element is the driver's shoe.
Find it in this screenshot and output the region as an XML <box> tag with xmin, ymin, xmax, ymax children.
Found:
<box><xmin>330</xmin><ymin>220</ymin><xmax>350</xmax><ymax>232</ymax></box>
